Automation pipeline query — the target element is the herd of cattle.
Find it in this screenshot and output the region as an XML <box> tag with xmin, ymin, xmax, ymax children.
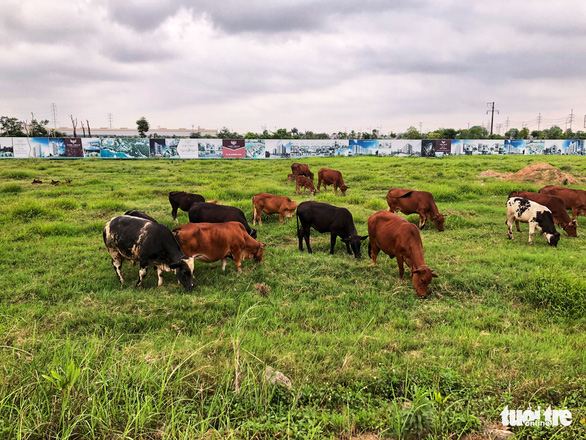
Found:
<box><xmin>102</xmin><ymin>163</ymin><xmax>586</xmax><ymax>298</ymax></box>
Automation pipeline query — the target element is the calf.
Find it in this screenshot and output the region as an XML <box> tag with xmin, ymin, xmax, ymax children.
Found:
<box><xmin>252</xmin><ymin>193</ymin><xmax>298</xmax><ymax>226</ymax></box>
<box><xmin>386</xmin><ymin>188</ymin><xmax>445</xmax><ymax>231</ymax></box>
<box><xmin>188</xmin><ymin>202</ymin><xmax>257</xmax><ymax>238</ymax></box>
<box><xmin>291</xmin><ymin>163</ymin><xmax>314</xmax><ymax>180</ymax></box>
<box><xmin>368</xmin><ymin>211</ymin><xmax>438</xmax><ymax>298</ymax></box>
<box><xmin>287</xmin><ymin>173</ymin><xmax>296</xmax><ymax>184</ymax></box>
<box><xmin>103</xmin><ymin>214</ymin><xmax>195</xmax><ymax>289</ymax></box>
<box><xmin>169</xmin><ymin>191</ymin><xmax>208</xmax><ymax>223</ymax></box>
<box><xmin>295</xmin><ymin>175</ymin><xmax>317</xmax><ymax>195</ymax></box>
<box><xmin>539</xmin><ymin>185</ymin><xmax>586</xmax><ymax>222</ymax></box>
<box><xmin>509</xmin><ymin>191</ymin><xmax>577</xmax><ymax>237</ymax></box>
<box><xmin>32</xmin><ymin>179</ymin><xmax>42</xmax><ymax>184</ymax></box>
<box><xmin>317</xmin><ymin>168</ymin><xmax>349</xmax><ymax>196</ymax></box>
<box><xmin>506</xmin><ymin>197</ymin><xmax>560</xmax><ymax>246</ymax></box>
<box><xmin>296</xmin><ymin>201</ymin><xmax>367</xmax><ymax>258</ymax></box>
<box><xmin>173</xmin><ymin>222</ymin><xmax>265</xmax><ymax>272</ymax></box>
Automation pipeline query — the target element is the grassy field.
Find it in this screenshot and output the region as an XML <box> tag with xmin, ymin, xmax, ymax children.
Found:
<box><xmin>0</xmin><ymin>155</ymin><xmax>585</xmax><ymax>439</ymax></box>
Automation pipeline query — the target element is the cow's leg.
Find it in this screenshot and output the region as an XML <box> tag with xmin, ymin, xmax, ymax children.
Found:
<box><xmin>232</xmin><ymin>249</ymin><xmax>243</xmax><ymax>272</ymax></box>
<box><xmin>171</xmin><ymin>203</ymin><xmax>179</xmax><ymax>223</ymax></box>
<box><xmin>571</xmin><ymin>208</ymin><xmax>579</xmax><ymax>221</ymax></box>
<box><xmin>418</xmin><ymin>214</ymin><xmax>426</xmax><ymax>230</ymax></box>
<box><xmin>396</xmin><ymin>254</ymin><xmax>405</xmax><ymax>280</ymax></box>
<box><xmin>345</xmin><ymin>239</ymin><xmax>352</xmax><ymax>255</ymax></box>
<box><xmin>156</xmin><ymin>266</ymin><xmax>165</xmax><ymax>286</ymax></box>
<box><xmin>506</xmin><ymin>217</ymin><xmax>514</xmax><ymax>239</ymax></box>
<box><xmin>295</xmin><ymin>184</ymin><xmax>300</xmax><ymax>194</ymax></box>
<box><xmin>136</xmin><ymin>262</ymin><xmax>149</xmax><ymax>287</ymax></box>
<box><xmin>528</xmin><ymin>221</ymin><xmax>536</xmax><ymax>244</ymax></box>
<box><xmin>333</xmin><ymin>184</ymin><xmax>338</xmax><ymax>195</ymax></box>
<box><xmin>298</xmin><ymin>224</ymin><xmax>304</xmax><ymax>251</ymax></box>
<box><xmin>221</xmin><ymin>258</ymin><xmax>228</xmax><ymax>271</ymax></box>
<box><xmin>329</xmin><ymin>233</ymin><xmax>337</xmax><ymax>254</ymax></box>
<box><xmin>278</xmin><ymin>213</ymin><xmax>284</xmax><ymax>223</ymax></box>
<box><xmin>515</xmin><ymin>220</ymin><xmax>521</xmax><ymax>232</ymax></box>
<box><xmin>303</xmin><ymin>226</ymin><xmax>312</xmax><ymax>253</ymax></box>
<box><xmin>369</xmin><ymin>242</ymin><xmax>380</xmax><ymax>265</ymax></box>
<box><xmin>257</xmin><ymin>208</ymin><xmax>263</xmax><ymax>227</ymax></box>
<box><xmin>252</xmin><ymin>206</ymin><xmax>257</xmax><ymax>226</ymax></box>
<box><xmin>317</xmin><ymin>178</ymin><xmax>322</xmax><ymax>192</ymax></box>
<box><xmin>109</xmin><ymin>250</ymin><xmax>125</xmax><ymax>284</ymax></box>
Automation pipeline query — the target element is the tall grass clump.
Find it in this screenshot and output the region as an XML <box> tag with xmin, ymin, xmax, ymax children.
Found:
<box><xmin>1</xmin><ymin>184</ymin><xmax>23</xmax><ymax>194</ymax></box>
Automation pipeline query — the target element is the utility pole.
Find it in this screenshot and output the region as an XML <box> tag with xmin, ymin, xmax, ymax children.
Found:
<box><xmin>486</xmin><ymin>102</ymin><xmax>499</xmax><ymax>136</ymax></box>
<box><xmin>50</xmin><ymin>103</ymin><xmax>58</xmax><ymax>129</ymax></box>
<box><xmin>108</xmin><ymin>113</ymin><xmax>113</xmax><ymax>129</ymax></box>
<box><xmin>568</xmin><ymin>109</ymin><xmax>575</xmax><ymax>131</ymax></box>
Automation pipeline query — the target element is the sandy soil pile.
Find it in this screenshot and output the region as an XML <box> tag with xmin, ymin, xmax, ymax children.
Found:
<box><xmin>478</xmin><ymin>162</ymin><xmax>579</xmax><ymax>185</ymax></box>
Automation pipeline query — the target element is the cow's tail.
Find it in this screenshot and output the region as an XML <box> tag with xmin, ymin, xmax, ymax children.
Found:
<box><xmin>296</xmin><ymin>210</ymin><xmax>301</xmax><ymax>240</ymax></box>
<box><xmin>368</xmin><ymin>242</ymin><xmax>372</xmax><ymax>259</ymax></box>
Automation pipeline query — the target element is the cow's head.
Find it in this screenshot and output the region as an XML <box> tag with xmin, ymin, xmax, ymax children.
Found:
<box><xmin>341</xmin><ymin>234</ymin><xmax>368</xmax><ymax>258</ymax></box>
<box><xmin>546</xmin><ymin>231</ymin><xmax>561</xmax><ymax>247</ymax></box>
<box><xmin>285</xmin><ymin>200</ymin><xmax>298</xmax><ymax>215</ymax></box>
<box><xmin>254</xmin><ymin>242</ymin><xmax>266</xmax><ymax>262</ymax></box>
<box><xmin>287</xmin><ymin>174</ymin><xmax>295</xmax><ymax>183</ymax></box>
<box><xmin>340</xmin><ymin>185</ymin><xmax>349</xmax><ymax>196</ymax></box>
<box><xmin>432</xmin><ymin>214</ymin><xmax>446</xmax><ymax>231</ymax></box>
<box><xmin>249</xmin><ymin>228</ymin><xmax>258</xmax><ymax>239</ymax></box>
<box><xmin>411</xmin><ymin>266</ymin><xmax>438</xmax><ymax>298</ymax></box>
<box><xmin>308</xmin><ymin>171</ymin><xmax>314</xmax><ymax>180</ymax></box>
<box><xmin>564</xmin><ymin>220</ymin><xmax>578</xmax><ymax>237</ymax></box>
<box><xmin>171</xmin><ymin>256</ymin><xmax>195</xmax><ymax>290</ymax></box>
<box><xmin>310</xmin><ymin>186</ymin><xmax>317</xmax><ymax>196</ymax></box>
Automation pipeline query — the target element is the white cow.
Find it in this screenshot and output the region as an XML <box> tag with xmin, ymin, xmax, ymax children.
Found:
<box><xmin>506</xmin><ymin>197</ymin><xmax>560</xmax><ymax>246</ymax></box>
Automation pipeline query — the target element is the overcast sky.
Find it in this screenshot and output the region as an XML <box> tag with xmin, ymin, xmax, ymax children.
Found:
<box><xmin>1</xmin><ymin>0</ymin><xmax>585</xmax><ymax>135</ymax></box>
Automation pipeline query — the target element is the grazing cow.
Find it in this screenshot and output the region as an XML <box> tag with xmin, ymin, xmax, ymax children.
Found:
<box><xmin>103</xmin><ymin>214</ymin><xmax>196</xmax><ymax>289</ymax></box>
<box><xmin>291</xmin><ymin>163</ymin><xmax>314</xmax><ymax>180</ymax></box>
<box><xmin>317</xmin><ymin>168</ymin><xmax>349</xmax><ymax>196</ymax></box>
<box><xmin>295</xmin><ymin>175</ymin><xmax>317</xmax><ymax>195</ymax></box>
<box><xmin>509</xmin><ymin>191</ymin><xmax>577</xmax><ymax>237</ymax></box>
<box><xmin>64</xmin><ymin>179</ymin><xmax>72</xmax><ymax>184</ymax></box>
<box><xmin>386</xmin><ymin>188</ymin><xmax>445</xmax><ymax>231</ymax></box>
<box><xmin>51</xmin><ymin>180</ymin><xmax>60</xmax><ymax>185</ymax></box>
<box><xmin>188</xmin><ymin>202</ymin><xmax>257</xmax><ymax>238</ymax></box>
<box><xmin>32</xmin><ymin>179</ymin><xmax>42</xmax><ymax>184</ymax></box>
<box><xmin>169</xmin><ymin>191</ymin><xmax>206</xmax><ymax>223</ymax></box>
<box><xmin>506</xmin><ymin>197</ymin><xmax>560</xmax><ymax>246</ymax></box>
<box><xmin>539</xmin><ymin>185</ymin><xmax>586</xmax><ymax>222</ymax></box>
<box><xmin>173</xmin><ymin>222</ymin><xmax>265</xmax><ymax>272</ymax></box>
<box><xmin>287</xmin><ymin>173</ymin><xmax>296</xmax><ymax>184</ymax></box>
<box><xmin>367</xmin><ymin>211</ymin><xmax>438</xmax><ymax>298</ymax></box>
<box><xmin>296</xmin><ymin>201</ymin><xmax>367</xmax><ymax>258</ymax></box>
<box><xmin>252</xmin><ymin>193</ymin><xmax>298</xmax><ymax>226</ymax></box>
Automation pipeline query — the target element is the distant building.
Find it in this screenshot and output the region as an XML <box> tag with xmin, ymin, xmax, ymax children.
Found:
<box><xmin>54</xmin><ymin>127</ymin><xmax>218</xmax><ymax>138</ymax></box>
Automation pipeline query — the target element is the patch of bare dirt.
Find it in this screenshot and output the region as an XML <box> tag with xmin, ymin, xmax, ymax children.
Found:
<box><xmin>478</xmin><ymin>162</ymin><xmax>579</xmax><ymax>185</ymax></box>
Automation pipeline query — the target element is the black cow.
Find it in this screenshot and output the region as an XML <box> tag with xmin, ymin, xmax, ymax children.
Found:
<box><xmin>188</xmin><ymin>203</ymin><xmax>257</xmax><ymax>239</ymax></box>
<box><xmin>169</xmin><ymin>191</ymin><xmax>206</xmax><ymax>223</ymax></box>
<box><xmin>296</xmin><ymin>201</ymin><xmax>367</xmax><ymax>257</ymax></box>
<box><xmin>103</xmin><ymin>214</ymin><xmax>196</xmax><ymax>289</ymax></box>
<box><xmin>124</xmin><ymin>209</ymin><xmax>158</xmax><ymax>223</ymax></box>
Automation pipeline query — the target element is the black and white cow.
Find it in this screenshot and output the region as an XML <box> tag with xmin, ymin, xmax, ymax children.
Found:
<box><xmin>103</xmin><ymin>214</ymin><xmax>196</xmax><ymax>289</ymax></box>
<box><xmin>296</xmin><ymin>201</ymin><xmax>368</xmax><ymax>257</ymax></box>
<box><xmin>188</xmin><ymin>203</ymin><xmax>257</xmax><ymax>238</ymax></box>
<box><xmin>506</xmin><ymin>197</ymin><xmax>560</xmax><ymax>247</ymax></box>
<box><xmin>124</xmin><ymin>209</ymin><xmax>159</xmax><ymax>223</ymax></box>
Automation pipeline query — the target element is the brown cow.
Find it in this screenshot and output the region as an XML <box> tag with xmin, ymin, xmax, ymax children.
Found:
<box><xmin>252</xmin><ymin>193</ymin><xmax>298</xmax><ymax>226</ymax></box>
<box><xmin>368</xmin><ymin>211</ymin><xmax>438</xmax><ymax>298</ymax></box>
<box><xmin>51</xmin><ymin>180</ymin><xmax>60</xmax><ymax>185</ymax></box>
<box><xmin>539</xmin><ymin>185</ymin><xmax>586</xmax><ymax>222</ymax></box>
<box><xmin>291</xmin><ymin>163</ymin><xmax>314</xmax><ymax>180</ymax></box>
<box><xmin>386</xmin><ymin>188</ymin><xmax>445</xmax><ymax>231</ymax></box>
<box><xmin>32</xmin><ymin>179</ymin><xmax>42</xmax><ymax>184</ymax></box>
<box><xmin>173</xmin><ymin>222</ymin><xmax>265</xmax><ymax>272</ymax></box>
<box><xmin>509</xmin><ymin>191</ymin><xmax>577</xmax><ymax>237</ymax></box>
<box><xmin>287</xmin><ymin>173</ymin><xmax>296</xmax><ymax>184</ymax></box>
<box><xmin>317</xmin><ymin>168</ymin><xmax>349</xmax><ymax>196</ymax></box>
<box><xmin>295</xmin><ymin>176</ymin><xmax>317</xmax><ymax>195</ymax></box>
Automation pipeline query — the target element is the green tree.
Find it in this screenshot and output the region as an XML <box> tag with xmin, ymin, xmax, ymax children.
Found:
<box><xmin>544</xmin><ymin>125</ymin><xmax>563</xmax><ymax>139</ymax></box>
<box><xmin>136</xmin><ymin>117</ymin><xmax>150</xmax><ymax>137</ymax></box>
<box><xmin>519</xmin><ymin>127</ymin><xmax>530</xmax><ymax>139</ymax></box>
<box><xmin>402</xmin><ymin>126</ymin><xmax>422</xmax><ymax>139</ymax></box>
<box><xmin>244</xmin><ymin>132</ymin><xmax>258</xmax><ymax>139</ymax></box>
<box><xmin>0</xmin><ymin>116</ymin><xmax>26</xmax><ymax>137</ymax></box>
<box><xmin>27</xmin><ymin>117</ymin><xmax>50</xmax><ymax>137</ymax></box>
<box><xmin>505</xmin><ymin>128</ymin><xmax>520</xmax><ymax>139</ymax></box>
<box><xmin>217</xmin><ymin>127</ymin><xmax>242</xmax><ymax>139</ymax></box>
<box><xmin>531</xmin><ymin>130</ymin><xmax>545</xmax><ymax>139</ymax></box>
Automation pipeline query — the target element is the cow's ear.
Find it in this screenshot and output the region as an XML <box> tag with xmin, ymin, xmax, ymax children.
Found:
<box><xmin>432</xmin><ymin>271</ymin><xmax>439</xmax><ymax>278</ymax></box>
<box><xmin>340</xmin><ymin>237</ymin><xmax>349</xmax><ymax>243</ymax></box>
<box><xmin>360</xmin><ymin>235</ymin><xmax>368</xmax><ymax>241</ymax></box>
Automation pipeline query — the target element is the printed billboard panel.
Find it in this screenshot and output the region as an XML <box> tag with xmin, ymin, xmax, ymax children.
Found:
<box><xmin>198</xmin><ymin>139</ymin><xmax>223</xmax><ymax>158</ymax></box>
<box><xmin>350</xmin><ymin>140</ymin><xmax>378</xmax><ymax>156</ymax></box>
<box><xmin>461</xmin><ymin>140</ymin><xmax>506</xmax><ymax>155</ymax></box>
<box><xmin>542</xmin><ymin>140</ymin><xmax>581</xmax><ymax>155</ymax></box>
<box><xmin>222</xmin><ymin>139</ymin><xmax>245</xmax><ymax>158</ymax></box>
<box><xmin>504</xmin><ymin>140</ymin><xmax>527</xmax><ymax>155</ymax></box>
<box><xmin>82</xmin><ymin>138</ymin><xmax>101</xmax><ymax>157</ymax></box>
<box><xmin>64</xmin><ymin>138</ymin><xmax>83</xmax><ymax>157</ymax></box>
<box><xmin>421</xmin><ymin>140</ymin><xmax>436</xmax><ymax>157</ymax></box>
<box><xmin>0</xmin><ymin>138</ymin><xmax>14</xmax><ymax>158</ymax></box>
<box><xmin>245</xmin><ymin>139</ymin><xmax>266</xmax><ymax>158</ymax></box>
<box><xmin>376</xmin><ymin>140</ymin><xmax>422</xmax><ymax>157</ymax></box>
<box><xmin>12</xmin><ymin>138</ymin><xmax>36</xmax><ymax>158</ymax></box>
<box><xmin>149</xmin><ymin>138</ymin><xmax>180</xmax><ymax>158</ymax></box>
<box><xmin>176</xmin><ymin>139</ymin><xmax>199</xmax><ymax>158</ymax></box>
<box><xmin>290</xmin><ymin>139</ymin><xmax>349</xmax><ymax>157</ymax></box>
<box><xmin>100</xmin><ymin>138</ymin><xmax>149</xmax><ymax>158</ymax></box>
<box><xmin>264</xmin><ymin>139</ymin><xmax>290</xmax><ymax>158</ymax></box>
<box><xmin>435</xmin><ymin>139</ymin><xmax>451</xmax><ymax>156</ymax></box>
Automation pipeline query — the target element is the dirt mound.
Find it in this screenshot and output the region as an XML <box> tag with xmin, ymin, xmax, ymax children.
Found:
<box><xmin>479</xmin><ymin>162</ymin><xmax>579</xmax><ymax>185</ymax></box>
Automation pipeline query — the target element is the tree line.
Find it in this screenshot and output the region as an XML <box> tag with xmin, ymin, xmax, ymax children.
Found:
<box><xmin>2</xmin><ymin>114</ymin><xmax>584</xmax><ymax>140</ymax></box>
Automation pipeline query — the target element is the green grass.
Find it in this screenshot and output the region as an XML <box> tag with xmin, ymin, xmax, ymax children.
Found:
<box><xmin>0</xmin><ymin>156</ymin><xmax>585</xmax><ymax>439</ymax></box>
